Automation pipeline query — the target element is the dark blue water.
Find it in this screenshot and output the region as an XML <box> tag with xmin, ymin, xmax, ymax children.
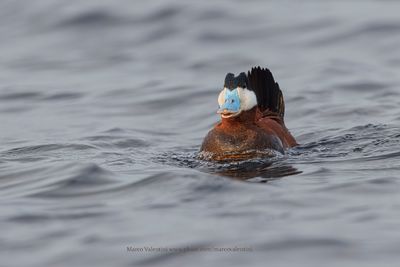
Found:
<box><xmin>1</xmin><ymin>1</ymin><xmax>400</xmax><ymax>266</ymax></box>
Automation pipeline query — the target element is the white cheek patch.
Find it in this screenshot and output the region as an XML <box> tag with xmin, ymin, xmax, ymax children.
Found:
<box><xmin>218</xmin><ymin>88</ymin><xmax>227</xmax><ymax>107</ymax></box>
<box><xmin>217</xmin><ymin>87</ymin><xmax>257</xmax><ymax>115</ymax></box>
<box><xmin>237</xmin><ymin>87</ymin><xmax>257</xmax><ymax>111</ymax></box>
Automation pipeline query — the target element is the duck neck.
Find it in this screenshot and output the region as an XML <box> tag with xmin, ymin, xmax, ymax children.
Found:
<box><xmin>221</xmin><ymin>107</ymin><xmax>257</xmax><ymax>127</ymax></box>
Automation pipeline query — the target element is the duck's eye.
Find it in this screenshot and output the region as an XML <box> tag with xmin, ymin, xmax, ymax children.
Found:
<box><xmin>230</xmin><ymin>99</ymin><xmax>235</xmax><ymax>103</ymax></box>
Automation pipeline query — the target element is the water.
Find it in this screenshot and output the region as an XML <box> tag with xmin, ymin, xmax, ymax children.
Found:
<box><xmin>1</xmin><ymin>1</ymin><xmax>400</xmax><ymax>266</ymax></box>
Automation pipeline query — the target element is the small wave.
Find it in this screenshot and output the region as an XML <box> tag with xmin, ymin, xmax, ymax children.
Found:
<box><xmin>139</xmin><ymin>6</ymin><xmax>182</xmax><ymax>24</ymax></box>
<box><xmin>336</xmin><ymin>81</ymin><xmax>389</xmax><ymax>92</ymax></box>
<box><xmin>288</xmin><ymin>123</ymin><xmax>400</xmax><ymax>165</ymax></box>
<box><xmin>8</xmin><ymin>210</ymin><xmax>105</xmax><ymax>223</ymax></box>
<box><xmin>28</xmin><ymin>163</ymin><xmax>118</xmax><ymax>198</ymax></box>
<box><xmin>84</xmin><ymin>135</ymin><xmax>149</xmax><ymax>149</ymax></box>
<box><xmin>43</xmin><ymin>92</ymin><xmax>84</xmax><ymax>101</ymax></box>
<box><xmin>0</xmin><ymin>144</ymin><xmax>98</xmax><ymax>165</ymax></box>
<box><xmin>2</xmin><ymin>144</ymin><xmax>96</xmax><ymax>156</ymax></box>
<box><xmin>308</xmin><ymin>21</ymin><xmax>400</xmax><ymax>47</ymax></box>
<box><xmin>53</xmin><ymin>5</ymin><xmax>182</xmax><ymax>30</ymax></box>
<box><xmin>55</xmin><ymin>10</ymin><xmax>128</xmax><ymax>28</ymax></box>
<box><xmin>0</xmin><ymin>91</ymin><xmax>42</xmax><ymax>101</ymax></box>
<box><xmin>0</xmin><ymin>162</ymin><xmax>120</xmax><ymax>200</ymax></box>
<box><xmin>0</xmin><ymin>89</ymin><xmax>84</xmax><ymax>104</ymax></box>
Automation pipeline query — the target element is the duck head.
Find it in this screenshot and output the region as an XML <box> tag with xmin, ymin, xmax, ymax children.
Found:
<box><xmin>217</xmin><ymin>72</ymin><xmax>258</xmax><ymax>119</ymax></box>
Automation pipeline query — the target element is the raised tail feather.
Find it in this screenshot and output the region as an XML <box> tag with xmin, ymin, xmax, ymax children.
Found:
<box><xmin>247</xmin><ymin>66</ymin><xmax>285</xmax><ymax>118</ymax></box>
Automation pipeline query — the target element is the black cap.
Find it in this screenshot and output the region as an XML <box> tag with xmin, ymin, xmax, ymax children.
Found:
<box><xmin>224</xmin><ymin>72</ymin><xmax>248</xmax><ymax>90</ymax></box>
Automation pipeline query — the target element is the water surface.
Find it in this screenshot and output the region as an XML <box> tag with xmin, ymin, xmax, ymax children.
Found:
<box><xmin>1</xmin><ymin>1</ymin><xmax>400</xmax><ymax>266</ymax></box>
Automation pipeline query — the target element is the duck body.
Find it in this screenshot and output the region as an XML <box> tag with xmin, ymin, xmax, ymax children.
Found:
<box><xmin>200</xmin><ymin>67</ymin><xmax>297</xmax><ymax>161</ymax></box>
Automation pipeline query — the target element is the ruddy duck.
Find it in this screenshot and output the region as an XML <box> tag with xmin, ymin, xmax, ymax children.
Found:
<box><xmin>200</xmin><ymin>66</ymin><xmax>297</xmax><ymax>161</ymax></box>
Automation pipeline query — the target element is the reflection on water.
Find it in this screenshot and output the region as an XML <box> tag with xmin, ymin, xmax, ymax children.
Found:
<box><xmin>210</xmin><ymin>161</ymin><xmax>301</xmax><ymax>182</ymax></box>
<box><xmin>164</xmin><ymin>151</ymin><xmax>301</xmax><ymax>181</ymax></box>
